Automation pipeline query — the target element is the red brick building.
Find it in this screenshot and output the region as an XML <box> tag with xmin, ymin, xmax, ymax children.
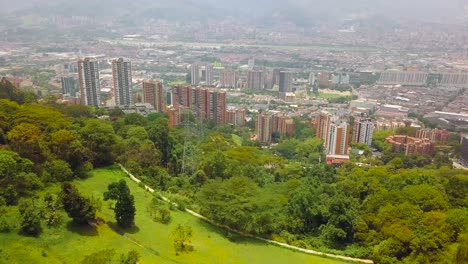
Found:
<box><xmin>386</xmin><ymin>135</ymin><xmax>435</xmax><ymax>156</ymax></box>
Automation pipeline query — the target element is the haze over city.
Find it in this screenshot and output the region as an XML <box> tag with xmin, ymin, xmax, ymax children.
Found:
<box><xmin>0</xmin><ymin>1</ymin><xmax>467</xmax><ymax>264</ymax></box>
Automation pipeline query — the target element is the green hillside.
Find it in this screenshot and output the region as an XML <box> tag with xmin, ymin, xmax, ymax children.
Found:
<box><xmin>0</xmin><ymin>167</ymin><xmax>347</xmax><ymax>264</ymax></box>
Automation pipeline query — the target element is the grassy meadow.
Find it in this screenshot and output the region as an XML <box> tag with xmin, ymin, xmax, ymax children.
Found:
<box><xmin>0</xmin><ymin>167</ymin><xmax>349</xmax><ymax>264</ymax></box>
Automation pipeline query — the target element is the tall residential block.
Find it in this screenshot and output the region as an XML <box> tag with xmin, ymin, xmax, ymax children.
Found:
<box><xmin>353</xmin><ymin>118</ymin><xmax>374</xmax><ymax>146</ymax></box>
<box><xmin>112</xmin><ymin>58</ymin><xmax>133</xmax><ymax>107</ymax></box>
<box><xmin>247</xmin><ymin>69</ymin><xmax>265</xmax><ymax>90</ymax></box>
<box><xmin>220</xmin><ymin>70</ymin><xmax>238</xmax><ymax>88</ymax></box>
<box><xmin>78</xmin><ymin>57</ymin><xmax>101</xmax><ymax>107</ymax></box>
<box><xmin>143</xmin><ymin>80</ymin><xmax>165</xmax><ymax>112</ymax></box>
<box><xmin>327</xmin><ymin>122</ymin><xmax>350</xmax><ymax>155</ymax></box>
<box><xmin>316</xmin><ymin>112</ymin><xmax>332</xmax><ymax>148</ymax></box>
<box><xmin>256</xmin><ymin>112</ymin><xmax>295</xmax><ymax>144</ymax></box>
<box><xmin>226</xmin><ymin>108</ymin><xmax>246</xmax><ymax>126</ymax></box>
<box><xmin>205</xmin><ymin>64</ymin><xmax>213</xmax><ymax>86</ymax></box>
<box><xmin>256</xmin><ymin>112</ymin><xmax>274</xmax><ymax>143</ymax></box>
<box><xmin>61</xmin><ymin>76</ymin><xmax>76</xmax><ymax>97</ymax></box>
<box><xmin>279</xmin><ymin>71</ymin><xmax>292</xmax><ymax>92</ymax></box>
<box><xmin>191</xmin><ymin>64</ymin><xmax>200</xmax><ymax>85</ymax></box>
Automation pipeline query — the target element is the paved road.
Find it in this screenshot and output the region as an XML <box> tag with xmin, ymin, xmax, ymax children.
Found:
<box><xmin>118</xmin><ymin>164</ymin><xmax>374</xmax><ymax>264</ymax></box>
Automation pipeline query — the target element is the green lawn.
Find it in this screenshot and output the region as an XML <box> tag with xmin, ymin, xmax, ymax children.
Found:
<box><xmin>0</xmin><ymin>167</ymin><xmax>349</xmax><ymax>264</ymax></box>
<box><xmin>315</xmin><ymin>93</ymin><xmax>351</xmax><ymax>100</ymax></box>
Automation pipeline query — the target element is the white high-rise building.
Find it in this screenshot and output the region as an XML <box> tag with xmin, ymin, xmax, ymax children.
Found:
<box><xmin>112</xmin><ymin>58</ymin><xmax>133</xmax><ymax>107</ymax></box>
<box><xmin>353</xmin><ymin>118</ymin><xmax>374</xmax><ymax>146</ymax></box>
<box><xmin>78</xmin><ymin>57</ymin><xmax>101</xmax><ymax>107</ymax></box>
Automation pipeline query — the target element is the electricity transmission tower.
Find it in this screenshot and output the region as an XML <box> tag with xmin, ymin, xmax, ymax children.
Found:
<box><xmin>181</xmin><ymin>108</ymin><xmax>204</xmax><ymax>176</ymax></box>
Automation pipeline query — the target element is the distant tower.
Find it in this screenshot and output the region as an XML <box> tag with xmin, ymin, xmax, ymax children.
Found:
<box><xmin>205</xmin><ymin>64</ymin><xmax>213</xmax><ymax>86</ymax></box>
<box><xmin>61</xmin><ymin>76</ymin><xmax>77</xmax><ymax>97</ymax></box>
<box><xmin>220</xmin><ymin>70</ymin><xmax>238</xmax><ymax>88</ymax></box>
<box><xmin>353</xmin><ymin>118</ymin><xmax>374</xmax><ymax>146</ymax></box>
<box><xmin>78</xmin><ymin>57</ymin><xmax>101</xmax><ymax>107</ymax></box>
<box><xmin>279</xmin><ymin>71</ymin><xmax>292</xmax><ymax>92</ymax></box>
<box><xmin>191</xmin><ymin>64</ymin><xmax>200</xmax><ymax>85</ymax></box>
<box><xmin>112</xmin><ymin>58</ymin><xmax>133</xmax><ymax>107</ymax></box>
<box><xmin>247</xmin><ymin>69</ymin><xmax>265</xmax><ymax>90</ymax></box>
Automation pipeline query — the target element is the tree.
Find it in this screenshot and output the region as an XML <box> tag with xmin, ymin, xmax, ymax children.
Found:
<box><xmin>80</xmin><ymin>119</ymin><xmax>119</xmax><ymax>166</ymax></box>
<box><xmin>147</xmin><ymin>118</ymin><xmax>174</xmax><ymax>168</ymax></box>
<box><xmin>47</xmin><ymin>129</ymin><xmax>90</xmax><ymax>173</ymax></box>
<box><xmin>119</xmin><ymin>250</ymin><xmax>140</xmax><ymax>264</ymax></box>
<box><xmin>172</xmin><ymin>224</ymin><xmax>193</xmax><ymax>254</ymax></box>
<box><xmin>44</xmin><ymin>160</ymin><xmax>74</xmax><ymax>182</ymax></box>
<box><xmin>7</xmin><ymin>123</ymin><xmax>44</xmax><ymax>163</ymax></box>
<box><xmin>43</xmin><ymin>193</ymin><xmax>62</xmax><ymax>227</ymax></box>
<box><xmin>80</xmin><ymin>249</ymin><xmax>116</xmax><ymax>264</ymax></box>
<box><xmin>103</xmin><ymin>180</ymin><xmax>136</xmax><ymax>228</ymax></box>
<box><xmin>18</xmin><ymin>198</ymin><xmax>42</xmax><ymax>236</ymax></box>
<box><xmin>61</xmin><ymin>183</ymin><xmax>96</xmax><ymax>224</ymax></box>
<box><xmin>0</xmin><ymin>150</ymin><xmax>41</xmax><ymax>202</ymax></box>
<box><xmin>124</xmin><ymin>113</ymin><xmax>147</xmax><ymax>126</ymax></box>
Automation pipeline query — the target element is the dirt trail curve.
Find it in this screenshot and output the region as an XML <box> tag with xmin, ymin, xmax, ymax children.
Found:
<box><xmin>118</xmin><ymin>164</ymin><xmax>374</xmax><ymax>264</ymax></box>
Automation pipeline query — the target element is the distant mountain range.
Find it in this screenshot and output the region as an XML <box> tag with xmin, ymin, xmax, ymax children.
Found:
<box><xmin>1</xmin><ymin>0</ymin><xmax>467</xmax><ymax>26</ymax></box>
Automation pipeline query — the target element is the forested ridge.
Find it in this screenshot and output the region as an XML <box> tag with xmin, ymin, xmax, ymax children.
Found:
<box><xmin>0</xmin><ymin>78</ymin><xmax>467</xmax><ymax>263</ymax></box>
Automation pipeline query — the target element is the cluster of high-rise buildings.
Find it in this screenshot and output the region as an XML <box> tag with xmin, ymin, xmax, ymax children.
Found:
<box><xmin>315</xmin><ymin>112</ymin><xmax>375</xmax><ymax>156</ymax></box>
<box><xmin>191</xmin><ymin>63</ymin><xmax>214</xmax><ymax>86</ymax></box>
<box><xmin>169</xmin><ymin>85</ymin><xmax>227</xmax><ymax>127</ymax></box>
<box><xmin>66</xmin><ymin>57</ymin><xmax>168</xmax><ymax>113</ymax></box>
<box><xmin>255</xmin><ymin>111</ymin><xmax>295</xmax><ymax>143</ymax></box>
<box><xmin>75</xmin><ymin>57</ymin><xmax>134</xmax><ymax>108</ymax></box>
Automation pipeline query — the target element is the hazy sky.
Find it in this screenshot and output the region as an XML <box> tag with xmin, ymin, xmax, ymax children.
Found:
<box><xmin>0</xmin><ymin>0</ymin><xmax>467</xmax><ymax>24</ymax></box>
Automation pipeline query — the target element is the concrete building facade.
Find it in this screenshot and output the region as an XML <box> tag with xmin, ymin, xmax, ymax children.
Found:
<box><xmin>78</xmin><ymin>57</ymin><xmax>101</xmax><ymax>107</ymax></box>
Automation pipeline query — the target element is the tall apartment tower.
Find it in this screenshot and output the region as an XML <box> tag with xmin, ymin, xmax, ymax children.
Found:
<box><xmin>171</xmin><ymin>85</ymin><xmax>192</xmax><ymax>108</ymax></box>
<box><xmin>247</xmin><ymin>69</ymin><xmax>265</xmax><ymax>90</ymax></box>
<box><xmin>256</xmin><ymin>112</ymin><xmax>273</xmax><ymax>143</ymax></box>
<box><xmin>112</xmin><ymin>58</ymin><xmax>133</xmax><ymax>107</ymax></box>
<box><xmin>279</xmin><ymin>71</ymin><xmax>292</xmax><ymax>92</ymax></box>
<box><xmin>143</xmin><ymin>80</ymin><xmax>165</xmax><ymax>112</ymax></box>
<box><xmin>207</xmin><ymin>90</ymin><xmax>226</xmax><ymax>124</ymax></box>
<box><xmin>205</xmin><ymin>64</ymin><xmax>213</xmax><ymax>86</ymax></box>
<box><xmin>191</xmin><ymin>64</ymin><xmax>200</xmax><ymax>85</ymax></box>
<box><xmin>328</xmin><ymin>122</ymin><xmax>350</xmax><ymax>155</ymax></box>
<box><xmin>78</xmin><ymin>57</ymin><xmax>101</xmax><ymax>107</ymax></box>
<box><xmin>220</xmin><ymin>70</ymin><xmax>238</xmax><ymax>88</ymax></box>
<box><xmin>316</xmin><ymin>112</ymin><xmax>332</xmax><ymax>148</ymax></box>
<box><xmin>353</xmin><ymin>118</ymin><xmax>374</xmax><ymax>146</ymax></box>
<box><xmin>61</xmin><ymin>76</ymin><xmax>76</xmax><ymax>96</ymax></box>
